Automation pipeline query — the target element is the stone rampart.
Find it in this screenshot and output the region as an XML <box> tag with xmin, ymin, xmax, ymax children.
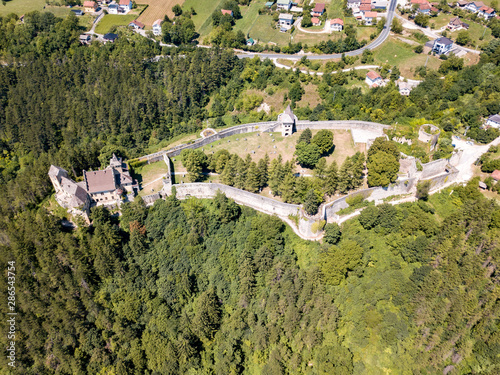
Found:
<box><xmin>296</xmin><ymin>120</ymin><xmax>391</xmax><ymax>132</ymax></box>
<box><xmin>166</xmin><ymin>122</ymin><xmax>277</xmax><ymax>157</ymax></box>
<box><xmin>323</xmin><ymin>180</ymin><xmax>415</xmax><ymax>221</ymax></box>
<box><xmin>418</xmin><ymin>124</ymin><xmax>440</xmax><ymax>151</ymax></box>
<box><xmin>171</xmin><ymin>183</ymin><xmax>301</xmax><ymax>218</ymax></box>
<box><xmin>421</xmin><ymin>158</ymin><xmax>448</xmax><ymax>179</ymax></box>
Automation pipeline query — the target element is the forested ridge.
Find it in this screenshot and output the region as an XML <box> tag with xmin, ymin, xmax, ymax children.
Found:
<box><xmin>0</xmin><ymin>10</ymin><xmax>500</xmax><ymax>375</ymax></box>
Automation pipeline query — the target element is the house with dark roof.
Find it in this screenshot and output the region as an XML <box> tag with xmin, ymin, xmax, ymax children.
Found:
<box><xmin>103</xmin><ymin>33</ymin><xmax>119</xmax><ymax>43</ymax></box>
<box><xmin>432</xmin><ymin>37</ymin><xmax>453</xmax><ymax>54</ymax></box>
<box><xmin>72</xmin><ymin>9</ymin><xmax>84</xmax><ymax>16</ymax></box>
<box><xmin>486</xmin><ymin>114</ymin><xmax>500</xmax><ymax>128</ymax></box>
<box><xmin>347</xmin><ymin>0</ymin><xmax>361</xmax><ymax>9</ymax></box>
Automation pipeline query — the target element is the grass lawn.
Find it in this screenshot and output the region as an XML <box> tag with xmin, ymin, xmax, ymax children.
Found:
<box><xmin>327</xmin><ymin>0</ymin><xmax>343</xmax><ymax>19</ymax></box>
<box><xmin>183</xmin><ymin>0</ymin><xmax>223</xmax><ymax>33</ymax></box>
<box><xmin>293</xmin><ymin>31</ymin><xmax>340</xmax><ymax>45</ymax></box>
<box><xmin>356</xmin><ymin>26</ymin><xmax>378</xmax><ymax>42</ymax></box>
<box><xmin>296</xmin><ymin>83</ymin><xmax>321</xmax><ymax>108</ymax></box>
<box><xmin>248</xmin><ymin>14</ymin><xmax>291</xmax><ymax>45</ymax></box>
<box><xmin>0</xmin><ymin>0</ymin><xmax>46</xmax><ymax>16</ymax></box>
<box><xmin>95</xmin><ymin>14</ymin><xmax>137</xmax><ymax>34</ymax></box>
<box><xmin>429</xmin><ymin>13</ymin><xmax>453</xmax><ymax>29</ymax></box>
<box><xmin>233</xmin><ymin>0</ymin><xmax>266</xmax><ymax>36</ymax></box>
<box><xmin>456</xmin><ymin>21</ymin><xmax>493</xmax><ymax>46</ymax></box>
<box><xmin>133</xmin><ymin>160</ymin><xmax>170</xmax><ymax>195</ymax></box>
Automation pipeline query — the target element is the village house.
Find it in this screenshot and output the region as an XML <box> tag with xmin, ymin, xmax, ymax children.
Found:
<box><xmin>464</xmin><ymin>1</ymin><xmax>485</xmax><ymax>12</ymax></box>
<box><xmin>329</xmin><ymin>18</ymin><xmax>344</xmax><ymax>31</ymax></box>
<box><xmin>246</xmin><ymin>38</ymin><xmax>255</xmax><ymax>46</ymax></box>
<box><xmin>221</xmin><ymin>9</ymin><xmax>234</xmax><ymax>17</ymax></box>
<box><xmin>418</xmin><ymin>2</ymin><xmax>432</xmax><ymax>13</ymax></box>
<box><xmin>72</xmin><ymin>9</ymin><xmax>84</xmax><ymax>16</ymax></box>
<box><xmin>119</xmin><ymin>0</ymin><xmax>133</xmax><ymax>13</ymax></box>
<box><xmin>371</xmin><ymin>0</ymin><xmax>389</xmax><ymax>9</ymax></box>
<box><xmin>364</xmin><ymin>11</ymin><xmax>378</xmax><ymax>25</ymax></box>
<box><xmin>108</xmin><ymin>4</ymin><xmax>119</xmax><ymax>14</ymax></box>
<box><xmin>312</xmin><ymin>17</ymin><xmax>321</xmax><ymax>26</ymax></box>
<box><xmin>279</xmin><ymin>13</ymin><xmax>294</xmax><ymax>30</ymax></box>
<box><xmin>152</xmin><ymin>19</ymin><xmax>163</xmax><ymax>36</ymax></box>
<box><xmin>359</xmin><ymin>4</ymin><xmax>372</xmax><ymax>12</ymax></box>
<box><xmin>347</xmin><ymin>0</ymin><xmax>361</xmax><ymax>9</ymax></box>
<box><xmin>311</xmin><ymin>3</ymin><xmax>326</xmax><ymax>16</ymax></box>
<box><xmin>432</xmin><ymin>36</ymin><xmax>453</xmax><ymax>54</ymax></box>
<box><xmin>49</xmin><ymin>154</ymin><xmax>138</xmax><ymax>220</ymax></box>
<box><xmin>83</xmin><ymin>1</ymin><xmax>97</xmax><ymax>12</ymax></box>
<box><xmin>79</xmin><ymin>34</ymin><xmax>92</xmax><ymax>44</ymax></box>
<box><xmin>397</xmin><ymin>81</ymin><xmax>411</xmax><ymax>95</ymax></box>
<box><xmin>277</xmin><ymin>0</ymin><xmax>292</xmax><ymax>10</ymax></box>
<box><xmin>129</xmin><ymin>20</ymin><xmax>145</xmax><ymax>29</ymax></box>
<box><xmin>478</xmin><ymin>5</ymin><xmax>496</xmax><ymax>19</ymax></box>
<box><xmin>486</xmin><ymin>114</ymin><xmax>500</xmax><ymax>128</ymax></box>
<box><xmin>447</xmin><ymin>17</ymin><xmax>469</xmax><ymax>31</ymax></box>
<box><xmin>103</xmin><ymin>33</ymin><xmax>119</xmax><ymax>43</ymax></box>
<box><xmin>365</xmin><ymin>71</ymin><xmax>383</xmax><ymax>87</ymax></box>
<box><xmin>492</xmin><ymin>169</ymin><xmax>500</xmax><ymax>181</ymax></box>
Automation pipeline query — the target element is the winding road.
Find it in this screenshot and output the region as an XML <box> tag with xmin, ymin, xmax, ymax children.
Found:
<box><xmin>237</xmin><ymin>0</ymin><xmax>398</xmax><ymax>60</ymax></box>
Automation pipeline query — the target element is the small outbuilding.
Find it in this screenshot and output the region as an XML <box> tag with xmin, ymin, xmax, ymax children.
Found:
<box><xmin>492</xmin><ymin>169</ymin><xmax>500</xmax><ymax>181</ymax></box>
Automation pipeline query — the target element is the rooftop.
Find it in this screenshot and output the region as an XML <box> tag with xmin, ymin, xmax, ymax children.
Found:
<box><xmin>84</xmin><ymin>169</ymin><xmax>117</xmax><ymax>193</ymax></box>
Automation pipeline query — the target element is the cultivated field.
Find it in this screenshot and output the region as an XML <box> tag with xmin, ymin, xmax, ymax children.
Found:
<box><xmin>137</xmin><ymin>0</ymin><xmax>184</xmax><ymax>27</ymax></box>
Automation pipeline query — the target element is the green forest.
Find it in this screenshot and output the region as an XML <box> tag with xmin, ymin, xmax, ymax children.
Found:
<box><xmin>0</xmin><ymin>9</ymin><xmax>499</xmax><ymax>375</ymax></box>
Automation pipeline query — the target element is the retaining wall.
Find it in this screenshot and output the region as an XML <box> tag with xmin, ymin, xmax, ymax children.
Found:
<box><xmin>171</xmin><ymin>183</ymin><xmax>301</xmax><ymax>218</ymax></box>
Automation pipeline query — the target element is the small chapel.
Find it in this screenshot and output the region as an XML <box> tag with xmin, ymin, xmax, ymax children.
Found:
<box><xmin>277</xmin><ymin>105</ymin><xmax>297</xmax><ymax>137</ymax></box>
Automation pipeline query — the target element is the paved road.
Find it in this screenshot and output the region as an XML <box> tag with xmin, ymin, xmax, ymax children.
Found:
<box><xmin>236</xmin><ymin>0</ymin><xmax>397</xmax><ymax>60</ymax></box>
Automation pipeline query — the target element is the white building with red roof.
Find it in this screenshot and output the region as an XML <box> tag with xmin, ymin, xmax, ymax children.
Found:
<box><xmin>83</xmin><ymin>1</ymin><xmax>97</xmax><ymax>12</ymax></box>
<box><xmin>365</xmin><ymin>71</ymin><xmax>383</xmax><ymax>87</ymax></box>
<box><xmin>152</xmin><ymin>19</ymin><xmax>163</xmax><ymax>36</ymax></box>
<box><xmin>119</xmin><ymin>0</ymin><xmax>133</xmax><ymax>12</ymax></box>
<box><xmin>311</xmin><ymin>17</ymin><xmax>321</xmax><ymax>26</ymax></box>
<box><xmin>129</xmin><ymin>20</ymin><xmax>145</xmax><ymax>29</ymax></box>
<box><xmin>329</xmin><ymin>18</ymin><xmax>344</xmax><ymax>31</ymax></box>
<box><xmin>363</xmin><ymin>11</ymin><xmax>378</xmax><ymax>24</ymax></box>
<box><xmin>478</xmin><ymin>5</ymin><xmax>496</xmax><ymax>19</ymax></box>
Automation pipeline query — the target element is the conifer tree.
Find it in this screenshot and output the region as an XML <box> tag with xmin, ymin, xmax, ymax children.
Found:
<box><xmin>325</xmin><ymin>161</ymin><xmax>338</xmax><ymax>196</ymax></box>
<box><xmin>268</xmin><ymin>155</ymin><xmax>284</xmax><ymax>196</ymax></box>
<box><xmin>297</xmin><ymin>128</ymin><xmax>312</xmax><ymax>145</ymax></box>
<box><xmin>221</xmin><ymin>154</ymin><xmax>239</xmax><ymax>186</ymax></box>
<box><xmin>304</xmin><ymin>189</ymin><xmax>320</xmax><ymax>215</ymax></box>
<box><xmin>246</xmin><ymin>162</ymin><xmax>260</xmax><ymax>193</ymax></box>
<box><xmin>257</xmin><ymin>153</ymin><xmax>269</xmax><ymax>190</ymax></box>
<box><xmin>281</xmin><ymin>173</ymin><xmax>296</xmax><ymax>203</ymax></box>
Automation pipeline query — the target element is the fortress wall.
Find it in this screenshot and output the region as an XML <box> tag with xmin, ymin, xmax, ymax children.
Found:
<box><xmin>140</xmin><ymin>120</ymin><xmax>392</xmax><ymax>161</ymax></box>
<box><xmin>166</xmin><ymin>122</ymin><xmax>277</xmax><ymax>157</ymax></box>
<box><xmin>323</xmin><ymin>180</ymin><xmax>415</xmax><ymax>219</ymax></box>
<box><xmin>421</xmin><ymin>159</ymin><xmax>449</xmax><ymax>179</ymax></box>
<box><xmin>296</xmin><ymin>120</ymin><xmax>391</xmax><ymax>132</ymax></box>
<box><xmin>172</xmin><ymin>183</ymin><xmax>301</xmax><ymax>218</ymax></box>
<box><xmin>422</xmin><ymin>169</ymin><xmax>459</xmax><ymax>191</ymax></box>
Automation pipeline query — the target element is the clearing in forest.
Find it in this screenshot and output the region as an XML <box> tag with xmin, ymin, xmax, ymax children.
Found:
<box><xmin>137</xmin><ymin>0</ymin><xmax>184</xmax><ymax>27</ymax></box>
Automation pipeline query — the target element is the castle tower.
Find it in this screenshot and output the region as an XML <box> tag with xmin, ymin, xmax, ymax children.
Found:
<box><xmin>48</xmin><ymin>165</ymin><xmax>69</xmax><ymax>195</ymax></box>
<box><xmin>277</xmin><ymin>105</ymin><xmax>297</xmax><ymax>137</ymax></box>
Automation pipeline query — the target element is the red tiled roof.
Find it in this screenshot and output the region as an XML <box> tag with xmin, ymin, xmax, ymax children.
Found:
<box><xmin>153</xmin><ymin>19</ymin><xmax>163</xmax><ymax>26</ymax></box>
<box><xmin>480</xmin><ymin>6</ymin><xmax>495</xmax><ymax>13</ymax></box>
<box><xmin>431</xmin><ymin>6</ymin><xmax>439</xmax><ymax>11</ymax></box>
<box><xmin>119</xmin><ymin>0</ymin><xmax>130</xmax><ymax>5</ymax></box>
<box><xmin>311</xmin><ymin>17</ymin><xmax>320</xmax><ymax>24</ymax></box>
<box><xmin>83</xmin><ymin>1</ymin><xmax>96</xmax><ymax>7</ymax></box>
<box><xmin>313</xmin><ymin>3</ymin><xmax>325</xmax><ymax>12</ymax></box>
<box><xmin>360</xmin><ymin>4</ymin><xmax>372</xmax><ymax>10</ymax></box>
<box><xmin>130</xmin><ymin>20</ymin><xmax>145</xmax><ymax>28</ymax></box>
<box><xmin>361</xmin><ymin>0</ymin><xmax>371</xmax><ymax>3</ymax></box>
<box><xmin>331</xmin><ymin>18</ymin><xmax>344</xmax><ymax>25</ymax></box>
<box><xmin>364</xmin><ymin>11</ymin><xmax>378</xmax><ymax>17</ymax></box>
<box><xmin>492</xmin><ymin>170</ymin><xmax>500</xmax><ymax>181</ymax></box>
<box><xmin>420</xmin><ymin>3</ymin><xmax>432</xmax><ymax>10</ymax></box>
<box><xmin>367</xmin><ymin>70</ymin><xmax>381</xmax><ymax>80</ymax></box>
<box><xmin>411</xmin><ymin>0</ymin><xmax>427</xmax><ymax>4</ymax></box>
<box><xmin>221</xmin><ymin>9</ymin><xmax>233</xmax><ymax>16</ymax></box>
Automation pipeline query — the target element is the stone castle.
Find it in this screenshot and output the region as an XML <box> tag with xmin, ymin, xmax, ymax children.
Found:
<box><xmin>49</xmin><ymin>154</ymin><xmax>137</xmax><ymax>220</ymax></box>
